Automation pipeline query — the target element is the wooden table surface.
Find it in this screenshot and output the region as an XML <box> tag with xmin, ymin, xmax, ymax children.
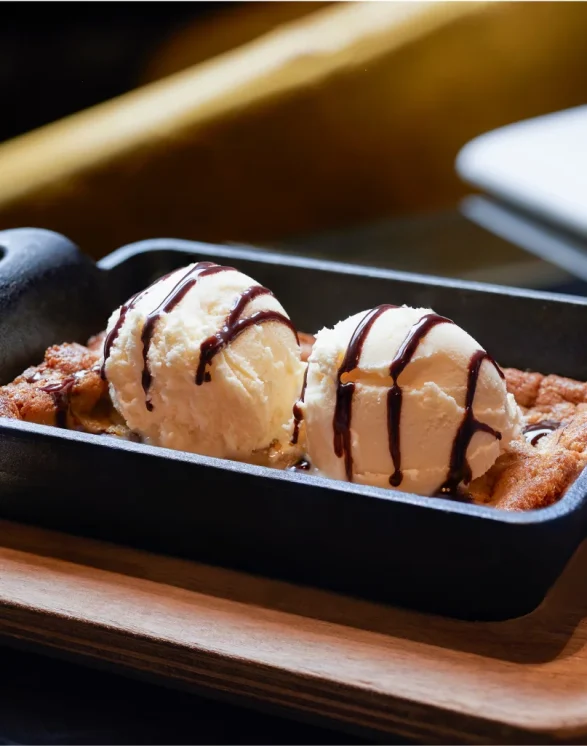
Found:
<box><xmin>1</xmin><ymin>519</ymin><xmax>587</xmax><ymax>744</ymax></box>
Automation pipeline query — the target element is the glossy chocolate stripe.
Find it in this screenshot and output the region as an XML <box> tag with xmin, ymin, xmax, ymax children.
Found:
<box><xmin>333</xmin><ymin>305</ymin><xmax>397</xmax><ymax>482</ymax></box>
<box><xmin>195</xmin><ymin>284</ymin><xmax>298</xmax><ymax>386</ymax></box>
<box><xmin>387</xmin><ymin>313</ymin><xmax>452</xmax><ymax>487</ymax></box>
<box><xmin>140</xmin><ymin>263</ymin><xmax>234</xmax><ymax>410</ymax></box>
<box><xmin>439</xmin><ymin>350</ymin><xmax>503</xmax><ymax>495</ymax></box>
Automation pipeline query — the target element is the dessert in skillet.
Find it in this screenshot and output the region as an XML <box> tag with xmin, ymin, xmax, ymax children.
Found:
<box><xmin>1</xmin><ymin>260</ymin><xmax>586</xmax><ymax>512</ymax></box>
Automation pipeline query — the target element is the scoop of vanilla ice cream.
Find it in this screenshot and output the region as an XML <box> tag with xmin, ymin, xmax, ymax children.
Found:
<box><xmin>301</xmin><ymin>306</ymin><xmax>521</xmax><ymax>496</ymax></box>
<box><xmin>102</xmin><ymin>263</ymin><xmax>305</xmax><ymax>460</ymax></box>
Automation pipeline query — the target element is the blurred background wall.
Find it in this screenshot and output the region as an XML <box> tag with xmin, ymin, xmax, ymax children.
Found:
<box><xmin>0</xmin><ymin>1</ymin><xmax>586</xmax><ymax>259</ymax></box>
<box><xmin>0</xmin><ymin>2</ymin><xmax>324</xmax><ymax>143</ymax></box>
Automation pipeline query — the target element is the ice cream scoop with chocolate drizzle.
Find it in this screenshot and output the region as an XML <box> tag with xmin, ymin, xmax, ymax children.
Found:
<box><xmin>299</xmin><ymin>305</ymin><xmax>521</xmax><ymax>496</ymax></box>
<box><xmin>101</xmin><ymin>262</ymin><xmax>305</xmax><ymax>461</ymax></box>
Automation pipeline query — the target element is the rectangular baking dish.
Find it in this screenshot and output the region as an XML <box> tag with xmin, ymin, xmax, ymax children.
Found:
<box><xmin>1</xmin><ymin>227</ymin><xmax>586</xmax><ymax>621</ymax></box>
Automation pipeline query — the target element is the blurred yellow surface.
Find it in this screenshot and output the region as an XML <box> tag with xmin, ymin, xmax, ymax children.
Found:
<box><xmin>142</xmin><ymin>2</ymin><xmax>332</xmax><ymax>83</ymax></box>
<box><xmin>0</xmin><ymin>1</ymin><xmax>586</xmax><ymax>258</ymax></box>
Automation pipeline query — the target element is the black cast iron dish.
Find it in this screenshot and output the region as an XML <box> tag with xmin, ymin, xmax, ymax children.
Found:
<box><xmin>0</xmin><ymin>228</ymin><xmax>586</xmax><ymax>621</ymax></box>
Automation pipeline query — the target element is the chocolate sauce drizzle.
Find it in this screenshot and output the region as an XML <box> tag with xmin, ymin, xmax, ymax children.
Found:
<box><xmin>101</xmin><ymin>262</ymin><xmax>300</xmax><ymax>411</ymax></box>
<box><xmin>387</xmin><ymin>313</ymin><xmax>452</xmax><ymax>486</ymax></box>
<box><xmin>332</xmin><ymin>305</ymin><xmax>505</xmax><ymax>494</ymax></box>
<box><xmin>101</xmin><ymin>293</ymin><xmax>141</xmax><ymax>380</ymax></box>
<box><xmin>41</xmin><ymin>377</ymin><xmax>76</xmax><ymax>428</ymax></box>
<box><xmin>438</xmin><ymin>350</ymin><xmax>503</xmax><ymax>495</ymax></box>
<box><xmin>523</xmin><ymin>420</ymin><xmax>559</xmax><ymax>446</ymax></box>
<box><xmin>195</xmin><ymin>285</ymin><xmax>299</xmax><ymax>387</ymax></box>
<box><xmin>101</xmin><ymin>265</ymin><xmax>224</xmax><ymax>386</ymax></box>
<box><xmin>100</xmin><ymin>273</ymin><xmax>177</xmax><ymax>381</ymax></box>
<box><xmin>333</xmin><ymin>305</ymin><xmax>397</xmax><ymax>481</ymax></box>
<box><xmin>140</xmin><ymin>263</ymin><xmax>234</xmax><ymax>409</ymax></box>
<box><xmin>291</xmin><ymin>366</ymin><xmax>308</xmax><ymax>445</ymax></box>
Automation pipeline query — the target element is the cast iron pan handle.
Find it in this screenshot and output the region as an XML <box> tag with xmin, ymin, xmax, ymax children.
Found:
<box><xmin>0</xmin><ymin>228</ymin><xmax>108</xmax><ymax>383</ymax></box>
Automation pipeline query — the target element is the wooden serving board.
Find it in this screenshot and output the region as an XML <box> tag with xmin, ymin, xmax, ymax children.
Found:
<box><xmin>1</xmin><ymin>519</ymin><xmax>587</xmax><ymax>744</ymax></box>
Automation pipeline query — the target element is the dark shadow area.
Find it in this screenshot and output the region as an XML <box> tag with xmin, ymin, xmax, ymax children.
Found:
<box><xmin>0</xmin><ymin>643</ymin><xmax>377</xmax><ymax>745</ymax></box>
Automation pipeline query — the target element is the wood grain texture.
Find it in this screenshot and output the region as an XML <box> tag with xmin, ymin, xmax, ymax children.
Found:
<box><xmin>1</xmin><ymin>521</ymin><xmax>587</xmax><ymax>743</ymax></box>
